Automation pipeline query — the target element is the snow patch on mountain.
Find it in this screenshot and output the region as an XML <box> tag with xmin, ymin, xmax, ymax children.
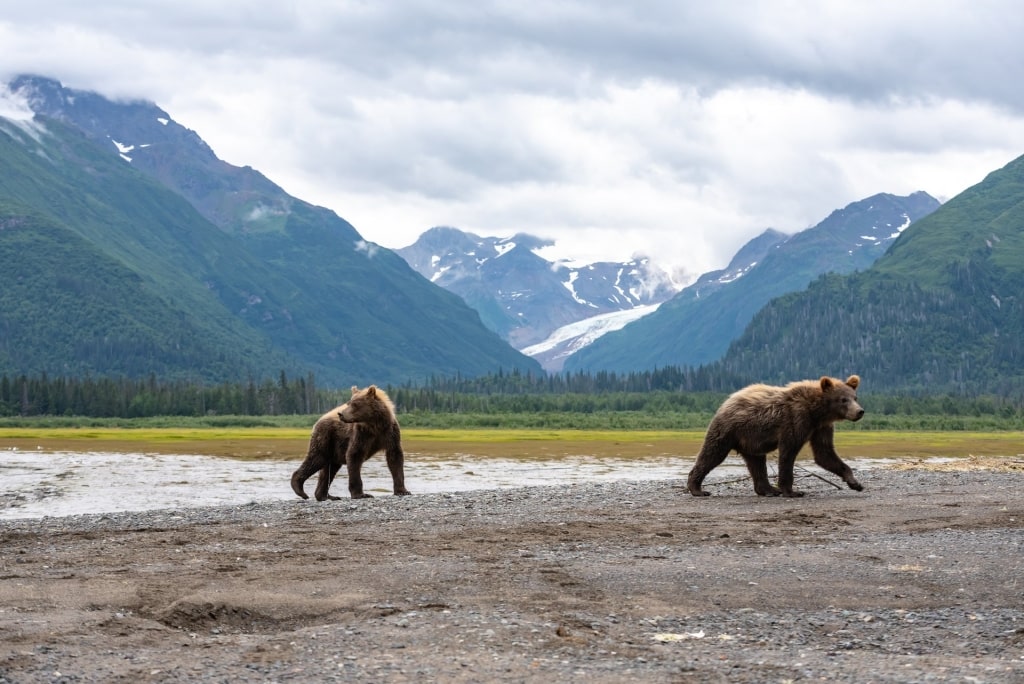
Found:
<box><xmin>852</xmin><ymin>213</ymin><xmax>913</xmax><ymax>252</ymax></box>
<box><xmin>111</xmin><ymin>139</ymin><xmax>134</xmax><ymax>162</ymax></box>
<box><xmin>563</xmin><ymin>272</ymin><xmax>598</xmax><ymax>308</ymax></box>
<box><xmin>494</xmin><ymin>240</ymin><xmax>515</xmax><ymax>257</ymax></box>
<box><xmin>715</xmin><ymin>260</ymin><xmax>758</xmax><ymax>285</ymax></box>
<box><xmin>891</xmin><ymin>212</ymin><xmax>911</xmax><ymax>238</ymax></box>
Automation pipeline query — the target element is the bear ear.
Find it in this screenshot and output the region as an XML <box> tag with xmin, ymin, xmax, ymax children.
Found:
<box><xmin>366</xmin><ymin>385</ymin><xmax>377</xmax><ymax>397</ymax></box>
<box><xmin>846</xmin><ymin>375</ymin><xmax>860</xmax><ymax>390</ymax></box>
<box><xmin>819</xmin><ymin>376</ymin><xmax>834</xmax><ymax>392</ymax></box>
<box><xmin>350</xmin><ymin>385</ymin><xmax>359</xmax><ymax>396</ymax></box>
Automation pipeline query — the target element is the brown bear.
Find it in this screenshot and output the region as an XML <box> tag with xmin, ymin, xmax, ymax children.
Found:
<box><xmin>290</xmin><ymin>385</ymin><xmax>411</xmax><ymax>501</ymax></box>
<box><xmin>686</xmin><ymin>375</ymin><xmax>865</xmax><ymax>497</ymax></box>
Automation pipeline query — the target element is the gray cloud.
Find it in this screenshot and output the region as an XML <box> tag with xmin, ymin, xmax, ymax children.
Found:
<box><xmin>2</xmin><ymin>1</ymin><xmax>1023</xmax><ymax>275</ymax></box>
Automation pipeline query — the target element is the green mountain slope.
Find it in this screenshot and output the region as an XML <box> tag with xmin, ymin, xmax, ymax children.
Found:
<box><xmin>0</xmin><ymin>203</ymin><xmax>285</xmax><ymax>379</ymax></box>
<box><xmin>0</xmin><ymin>76</ymin><xmax>539</xmax><ymax>385</ymax></box>
<box><xmin>566</xmin><ymin>192</ymin><xmax>938</xmax><ymax>372</ymax></box>
<box><xmin>718</xmin><ymin>155</ymin><xmax>1024</xmax><ymax>393</ymax></box>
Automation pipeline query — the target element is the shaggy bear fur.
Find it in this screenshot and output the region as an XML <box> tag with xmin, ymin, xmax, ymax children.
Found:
<box><xmin>687</xmin><ymin>375</ymin><xmax>865</xmax><ymax>497</ymax></box>
<box><xmin>290</xmin><ymin>385</ymin><xmax>411</xmax><ymax>501</ymax></box>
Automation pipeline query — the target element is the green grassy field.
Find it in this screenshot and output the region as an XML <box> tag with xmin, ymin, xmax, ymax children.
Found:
<box><xmin>1</xmin><ymin>426</ymin><xmax>1021</xmax><ymax>463</ymax></box>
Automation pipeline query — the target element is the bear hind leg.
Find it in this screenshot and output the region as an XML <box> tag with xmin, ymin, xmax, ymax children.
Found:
<box><xmin>687</xmin><ymin>438</ymin><xmax>732</xmax><ymax>497</ymax></box>
<box><xmin>741</xmin><ymin>453</ymin><xmax>781</xmax><ymax>496</ymax></box>
<box><xmin>314</xmin><ymin>461</ymin><xmax>343</xmax><ymax>501</ymax></box>
<box><xmin>776</xmin><ymin>445</ymin><xmax>805</xmax><ymax>497</ymax></box>
<box><xmin>291</xmin><ymin>458</ymin><xmax>323</xmax><ymax>500</ymax></box>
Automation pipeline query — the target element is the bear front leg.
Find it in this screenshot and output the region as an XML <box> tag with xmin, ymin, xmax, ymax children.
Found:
<box><xmin>811</xmin><ymin>426</ymin><xmax>864</xmax><ymax>492</ymax></box>
<box><xmin>346</xmin><ymin>460</ymin><xmax>374</xmax><ymax>499</ymax></box>
<box><xmin>741</xmin><ymin>453</ymin><xmax>781</xmax><ymax>496</ymax></box>
<box><xmin>776</xmin><ymin>445</ymin><xmax>804</xmax><ymax>497</ymax></box>
<box><xmin>344</xmin><ymin>441</ymin><xmax>374</xmax><ymax>499</ymax></box>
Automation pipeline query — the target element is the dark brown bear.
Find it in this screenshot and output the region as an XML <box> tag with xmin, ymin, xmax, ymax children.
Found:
<box><xmin>291</xmin><ymin>385</ymin><xmax>411</xmax><ymax>501</ymax></box>
<box><xmin>687</xmin><ymin>375</ymin><xmax>865</xmax><ymax>497</ymax></box>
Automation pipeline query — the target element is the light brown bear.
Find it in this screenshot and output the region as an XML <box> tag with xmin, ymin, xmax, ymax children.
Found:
<box><xmin>687</xmin><ymin>375</ymin><xmax>865</xmax><ymax>497</ymax></box>
<box><xmin>291</xmin><ymin>385</ymin><xmax>411</xmax><ymax>501</ymax></box>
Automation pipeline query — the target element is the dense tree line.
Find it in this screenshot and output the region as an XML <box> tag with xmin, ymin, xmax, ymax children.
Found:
<box><xmin>0</xmin><ymin>372</ymin><xmax>321</xmax><ymax>418</ymax></box>
<box><xmin>1</xmin><ymin>369</ymin><xmax>1022</xmax><ymax>420</ymax></box>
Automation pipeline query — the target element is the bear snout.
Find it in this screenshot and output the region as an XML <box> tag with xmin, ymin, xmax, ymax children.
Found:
<box><xmin>851</xmin><ymin>407</ymin><xmax>865</xmax><ymax>421</ymax></box>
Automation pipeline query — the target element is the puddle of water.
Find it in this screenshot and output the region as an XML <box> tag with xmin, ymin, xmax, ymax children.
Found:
<box><xmin>0</xmin><ymin>448</ymin><xmax>898</xmax><ymax>520</ymax></box>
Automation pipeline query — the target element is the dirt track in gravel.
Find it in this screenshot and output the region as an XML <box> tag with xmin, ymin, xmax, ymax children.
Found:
<box><xmin>1</xmin><ymin>462</ymin><xmax>1023</xmax><ymax>682</ymax></box>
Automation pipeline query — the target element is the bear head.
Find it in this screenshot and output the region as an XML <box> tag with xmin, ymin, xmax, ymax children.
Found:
<box><xmin>819</xmin><ymin>375</ymin><xmax>865</xmax><ymax>422</ymax></box>
<box><xmin>338</xmin><ymin>385</ymin><xmax>396</xmax><ymax>424</ymax></box>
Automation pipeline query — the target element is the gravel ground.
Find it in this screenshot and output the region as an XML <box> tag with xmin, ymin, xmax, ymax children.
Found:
<box><xmin>1</xmin><ymin>466</ymin><xmax>1022</xmax><ymax>682</ymax></box>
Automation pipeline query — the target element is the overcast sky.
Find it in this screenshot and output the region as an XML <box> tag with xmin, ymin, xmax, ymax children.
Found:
<box><xmin>2</xmin><ymin>1</ymin><xmax>1024</xmax><ymax>280</ymax></box>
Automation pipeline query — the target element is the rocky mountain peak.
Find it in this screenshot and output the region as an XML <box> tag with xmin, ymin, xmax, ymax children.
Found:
<box><xmin>397</xmin><ymin>227</ymin><xmax>680</xmax><ymax>353</ymax></box>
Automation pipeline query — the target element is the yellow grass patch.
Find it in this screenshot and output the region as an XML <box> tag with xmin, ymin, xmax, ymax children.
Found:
<box><xmin>830</xmin><ymin>430</ymin><xmax>1024</xmax><ymax>459</ymax></box>
<box><xmin>0</xmin><ymin>427</ymin><xmax>309</xmax><ymax>460</ymax></box>
<box><xmin>1</xmin><ymin>427</ymin><xmax>1021</xmax><ymax>465</ymax></box>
